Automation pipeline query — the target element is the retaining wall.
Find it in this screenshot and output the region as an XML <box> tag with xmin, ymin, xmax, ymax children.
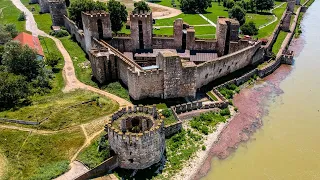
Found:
<box><xmin>0</xmin><ymin>118</ymin><xmax>40</xmax><ymax>125</ymax></box>
<box><xmin>75</xmin><ymin>156</ymin><xmax>118</xmax><ymax>180</ymax></box>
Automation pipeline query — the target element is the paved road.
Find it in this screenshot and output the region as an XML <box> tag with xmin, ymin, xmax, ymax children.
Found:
<box><xmin>198</xmin><ymin>13</ymin><xmax>217</xmax><ymax>27</ymax></box>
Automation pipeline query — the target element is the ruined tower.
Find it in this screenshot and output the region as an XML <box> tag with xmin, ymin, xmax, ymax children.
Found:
<box><xmin>173</xmin><ymin>18</ymin><xmax>183</xmax><ymax>49</ymax></box>
<box><xmin>39</xmin><ymin>0</ymin><xmax>50</xmax><ymax>13</ymax></box>
<box><xmin>287</xmin><ymin>0</ymin><xmax>295</xmax><ymax>12</ymax></box>
<box><xmin>89</xmin><ymin>47</ymin><xmax>117</xmax><ymax>84</ymax></box>
<box><xmin>216</xmin><ymin>17</ymin><xmax>240</xmax><ymax>56</ymax></box>
<box><xmin>81</xmin><ymin>11</ymin><xmax>112</xmax><ymax>52</ymax></box>
<box><xmin>281</xmin><ymin>12</ymin><xmax>292</xmax><ymax>31</ymax></box>
<box><xmin>130</xmin><ymin>11</ymin><xmax>153</xmax><ymax>50</ymax></box>
<box><xmin>48</xmin><ymin>0</ymin><xmax>67</xmax><ymax>27</ymax></box>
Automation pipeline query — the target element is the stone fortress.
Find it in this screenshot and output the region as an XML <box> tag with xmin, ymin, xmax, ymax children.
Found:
<box><xmin>35</xmin><ymin>0</ymin><xmax>297</xmax><ymax>101</ymax></box>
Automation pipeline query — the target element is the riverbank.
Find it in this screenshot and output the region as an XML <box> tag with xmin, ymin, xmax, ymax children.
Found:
<box><xmin>192</xmin><ymin>7</ymin><xmax>311</xmax><ymax>180</ymax></box>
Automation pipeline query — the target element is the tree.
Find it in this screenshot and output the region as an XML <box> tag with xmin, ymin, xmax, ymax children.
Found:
<box><xmin>223</xmin><ymin>0</ymin><xmax>234</xmax><ymax>9</ymax></box>
<box><xmin>4</xmin><ymin>24</ymin><xmax>18</xmax><ymax>38</ymax></box>
<box><xmin>179</xmin><ymin>0</ymin><xmax>213</xmax><ymax>13</ymax></box>
<box><xmin>45</xmin><ymin>53</ymin><xmax>60</xmax><ymax>68</ymax></box>
<box><xmin>256</xmin><ymin>0</ymin><xmax>274</xmax><ymax>12</ymax></box>
<box><xmin>229</xmin><ymin>5</ymin><xmax>246</xmax><ymax>25</ymax></box>
<box><xmin>241</xmin><ymin>21</ymin><xmax>258</xmax><ymax>35</ymax></box>
<box><xmin>2</xmin><ymin>41</ymin><xmax>40</xmax><ymax>81</ymax></box>
<box><xmin>0</xmin><ymin>24</ymin><xmax>18</xmax><ymax>44</ymax></box>
<box><xmin>68</xmin><ymin>0</ymin><xmax>107</xmax><ymax>27</ymax></box>
<box><xmin>107</xmin><ymin>0</ymin><xmax>128</xmax><ymax>33</ymax></box>
<box><xmin>133</xmin><ymin>1</ymin><xmax>150</xmax><ymax>13</ymax></box>
<box><xmin>0</xmin><ymin>71</ymin><xmax>29</xmax><ymax>109</ymax></box>
<box><xmin>18</xmin><ymin>12</ymin><xmax>26</xmax><ymax>21</ymax></box>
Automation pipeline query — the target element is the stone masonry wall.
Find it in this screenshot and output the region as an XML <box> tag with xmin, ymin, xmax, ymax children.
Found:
<box><xmin>196</xmin><ymin>41</ymin><xmax>262</xmax><ymax>88</ymax></box>
<box><xmin>107</xmin><ymin>106</ymin><xmax>165</xmax><ymax>169</ymax></box>
<box><xmin>63</xmin><ymin>16</ymin><xmax>86</xmax><ymax>50</ymax></box>
<box><xmin>49</xmin><ymin>0</ymin><xmax>67</xmax><ymax>26</ymax></box>
<box><xmin>127</xmin><ymin>69</ymin><xmax>164</xmax><ymax>100</ymax></box>
<box><xmin>75</xmin><ymin>156</ymin><xmax>118</xmax><ymax>180</ymax></box>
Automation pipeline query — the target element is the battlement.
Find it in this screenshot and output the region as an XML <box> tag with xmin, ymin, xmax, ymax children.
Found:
<box><xmin>106</xmin><ymin>105</ymin><xmax>165</xmax><ymax>169</ymax></box>
<box><xmin>48</xmin><ymin>0</ymin><xmax>64</xmax><ymax>3</ymax></box>
<box><xmin>89</xmin><ymin>47</ymin><xmax>110</xmax><ymax>57</ymax></box>
<box><xmin>130</xmin><ymin>11</ymin><xmax>152</xmax><ymax>18</ymax></box>
<box><xmin>82</xmin><ymin>10</ymin><xmax>109</xmax><ymax>18</ymax></box>
<box><xmin>218</xmin><ymin>16</ymin><xmax>240</xmax><ymax>26</ymax></box>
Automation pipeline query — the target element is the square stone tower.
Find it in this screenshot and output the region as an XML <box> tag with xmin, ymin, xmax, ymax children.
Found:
<box><xmin>281</xmin><ymin>12</ymin><xmax>292</xmax><ymax>31</ymax></box>
<box><xmin>216</xmin><ymin>17</ymin><xmax>240</xmax><ymax>56</ymax></box>
<box><xmin>48</xmin><ymin>0</ymin><xmax>67</xmax><ymax>27</ymax></box>
<box><xmin>287</xmin><ymin>0</ymin><xmax>295</xmax><ymax>12</ymax></box>
<box><xmin>39</xmin><ymin>0</ymin><xmax>50</xmax><ymax>13</ymax></box>
<box><xmin>130</xmin><ymin>11</ymin><xmax>153</xmax><ymax>50</ymax></box>
<box><xmin>173</xmin><ymin>18</ymin><xmax>184</xmax><ymax>49</ymax></box>
<box><xmin>82</xmin><ymin>11</ymin><xmax>112</xmax><ymax>52</ymax></box>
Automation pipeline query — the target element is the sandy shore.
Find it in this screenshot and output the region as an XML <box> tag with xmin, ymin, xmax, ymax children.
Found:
<box><xmin>172</xmin><ymin>108</ymin><xmax>237</xmax><ymax>180</ymax></box>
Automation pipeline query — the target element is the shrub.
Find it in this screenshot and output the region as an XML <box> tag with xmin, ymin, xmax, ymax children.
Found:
<box><xmin>18</xmin><ymin>12</ymin><xmax>26</xmax><ymax>21</ymax></box>
<box><xmin>202</xmin><ymin>145</ymin><xmax>206</xmax><ymax>151</ymax></box>
<box><xmin>229</xmin><ymin>100</ymin><xmax>233</xmax><ymax>105</ymax></box>
<box><xmin>234</xmin><ymin>107</ymin><xmax>238</xmax><ymax>112</ymax></box>
<box><xmin>220</xmin><ymin>108</ymin><xmax>231</xmax><ymax>116</ymax></box>
<box><xmin>241</xmin><ymin>21</ymin><xmax>259</xmax><ymax>36</ymax></box>
<box><xmin>45</xmin><ymin>53</ymin><xmax>61</xmax><ymax>68</ymax></box>
<box><xmin>201</xmin><ymin>126</ymin><xmax>209</xmax><ymax>135</ymax></box>
<box><xmin>49</xmin><ymin>30</ymin><xmax>69</xmax><ymax>37</ymax></box>
<box><xmin>162</xmin><ymin>108</ymin><xmax>172</xmax><ymax>118</ymax></box>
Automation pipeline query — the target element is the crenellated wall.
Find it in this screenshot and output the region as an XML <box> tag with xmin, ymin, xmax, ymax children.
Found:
<box><xmin>127</xmin><ymin>69</ymin><xmax>164</xmax><ymax>100</ymax></box>
<box><xmin>107</xmin><ymin>106</ymin><xmax>165</xmax><ymax>170</ymax></box>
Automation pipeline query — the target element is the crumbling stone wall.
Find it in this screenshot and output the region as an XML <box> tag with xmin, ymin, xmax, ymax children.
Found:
<box><xmin>63</xmin><ymin>15</ymin><xmax>86</xmax><ymax>50</ymax></box>
<box><xmin>281</xmin><ymin>12</ymin><xmax>292</xmax><ymax>31</ymax></box>
<box><xmin>107</xmin><ymin>106</ymin><xmax>165</xmax><ymax>169</ymax></box>
<box><xmin>49</xmin><ymin>0</ymin><xmax>67</xmax><ymax>26</ymax></box>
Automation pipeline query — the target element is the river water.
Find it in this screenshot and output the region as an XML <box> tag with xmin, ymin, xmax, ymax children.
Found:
<box><xmin>203</xmin><ymin>1</ymin><xmax>320</xmax><ymax>180</ymax></box>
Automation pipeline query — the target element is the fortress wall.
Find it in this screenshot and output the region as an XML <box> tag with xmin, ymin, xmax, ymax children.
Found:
<box><xmin>109</xmin><ymin>37</ymin><xmax>134</xmax><ymax>52</ymax></box>
<box><xmin>63</xmin><ymin>16</ymin><xmax>86</xmax><ymax>50</ymax></box>
<box><xmin>117</xmin><ymin>58</ymin><xmax>131</xmax><ymax>86</ymax></box>
<box><xmin>152</xmin><ymin>37</ymin><xmax>175</xmax><ymax>49</ymax></box>
<box><xmin>196</xmin><ymin>41</ymin><xmax>262</xmax><ymax>88</ymax></box>
<box><xmin>229</xmin><ymin>40</ymin><xmax>250</xmax><ymax>54</ymax></box>
<box><xmin>193</xmin><ymin>40</ymin><xmax>217</xmax><ymax>50</ymax></box>
<box><xmin>127</xmin><ymin>69</ymin><xmax>164</xmax><ymax>100</ymax></box>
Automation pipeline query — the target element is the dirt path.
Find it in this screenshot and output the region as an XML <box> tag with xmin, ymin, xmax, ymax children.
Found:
<box><xmin>134</xmin><ymin>0</ymin><xmax>182</xmax><ymax>19</ymax></box>
<box><xmin>0</xmin><ymin>152</ymin><xmax>7</xmax><ymax>180</ymax></box>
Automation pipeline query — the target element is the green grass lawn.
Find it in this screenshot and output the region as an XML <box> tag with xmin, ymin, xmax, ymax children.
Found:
<box><xmin>258</xmin><ymin>3</ymin><xmax>287</xmax><ymax>38</ymax></box>
<box><xmin>59</xmin><ymin>36</ymin><xmax>98</xmax><ymax>87</ymax></box>
<box><xmin>21</xmin><ymin>0</ymin><xmax>52</xmax><ymax>33</ymax></box>
<box><xmin>0</xmin><ymin>0</ymin><xmax>26</xmax><ymax>32</ymax></box>
<box><xmin>152</xmin><ymin>0</ymin><xmax>180</xmax><ymax>9</ymax></box>
<box><xmin>272</xmin><ymin>31</ymin><xmax>288</xmax><ymax>54</ymax></box>
<box><xmin>39</xmin><ymin>36</ymin><xmax>65</xmax><ymax>93</ymax></box>
<box><xmin>77</xmin><ymin>133</ymin><xmax>110</xmax><ymax>169</ymax></box>
<box><xmin>0</xmin><ymin>127</ymin><xmax>85</xmax><ymax>179</ymax></box>
<box><xmin>0</xmin><ymin>90</ymin><xmax>119</xmax><ymax>130</ymax></box>
<box><xmin>155</xmin><ymin>13</ymin><xmax>208</xmax><ymax>26</ymax></box>
<box><xmin>207</xmin><ymin>91</ymin><xmax>218</xmax><ymax>101</ymax></box>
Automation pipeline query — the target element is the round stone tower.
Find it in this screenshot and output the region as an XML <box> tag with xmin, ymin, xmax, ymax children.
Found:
<box><xmin>48</xmin><ymin>0</ymin><xmax>67</xmax><ymax>26</ymax></box>
<box><xmin>106</xmin><ymin>105</ymin><xmax>165</xmax><ymax>170</ymax></box>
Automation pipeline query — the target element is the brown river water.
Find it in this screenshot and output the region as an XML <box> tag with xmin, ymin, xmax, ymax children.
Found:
<box><xmin>201</xmin><ymin>1</ymin><xmax>320</xmax><ymax>180</ymax></box>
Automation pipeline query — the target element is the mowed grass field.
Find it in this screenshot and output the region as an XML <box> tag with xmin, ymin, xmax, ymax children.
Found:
<box><xmin>0</xmin><ymin>90</ymin><xmax>119</xmax><ymax>130</ymax></box>
<box><xmin>0</xmin><ymin>128</ymin><xmax>85</xmax><ymax>180</ymax></box>
<box><xmin>21</xmin><ymin>0</ymin><xmax>52</xmax><ymax>33</ymax></box>
<box><xmin>0</xmin><ymin>0</ymin><xmax>26</xmax><ymax>32</ymax></box>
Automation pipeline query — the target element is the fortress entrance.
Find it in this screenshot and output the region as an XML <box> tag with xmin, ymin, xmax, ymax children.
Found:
<box><xmin>138</xmin><ymin>20</ymin><xmax>144</xmax><ymax>49</ymax></box>
<box><xmin>97</xmin><ymin>19</ymin><xmax>103</xmax><ymax>39</ymax></box>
